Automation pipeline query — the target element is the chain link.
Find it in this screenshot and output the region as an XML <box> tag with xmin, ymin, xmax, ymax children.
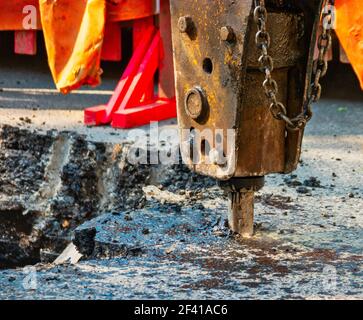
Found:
<box><xmin>254</xmin><ymin>0</ymin><xmax>334</xmax><ymax>131</ymax></box>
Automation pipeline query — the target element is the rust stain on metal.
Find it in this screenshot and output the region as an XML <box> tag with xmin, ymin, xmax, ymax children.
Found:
<box><xmin>170</xmin><ymin>0</ymin><xmax>323</xmax><ymax>178</ymax></box>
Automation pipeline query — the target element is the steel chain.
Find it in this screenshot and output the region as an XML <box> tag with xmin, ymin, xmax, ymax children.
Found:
<box><xmin>254</xmin><ymin>0</ymin><xmax>335</xmax><ymax>131</ymax></box>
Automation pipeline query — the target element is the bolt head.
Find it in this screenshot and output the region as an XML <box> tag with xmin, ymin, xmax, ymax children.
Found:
<box><xmin>185</xmin><ymin>87</ymin><xmax>206</xmax><ymax>120</ymax></box>
<box><xmin>220</xmin><ymin>26</ymin><xmax>235</xmax><ymax>43</ymax></box>
<box><xmin>178</xmin><ymin>16</ymin><xmax>193</xmax><ymax>33</ymax></box>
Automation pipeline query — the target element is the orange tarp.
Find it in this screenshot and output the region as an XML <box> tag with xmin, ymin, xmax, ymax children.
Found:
<box><xmin>335</xmin><ymin>0</ymin><xmax>363</xmax><ymax>89</ymax></box>
<box><xmin>39</xmin><ymin>0</ymin><xmax>106</xmax><ymax>93</ymax></box>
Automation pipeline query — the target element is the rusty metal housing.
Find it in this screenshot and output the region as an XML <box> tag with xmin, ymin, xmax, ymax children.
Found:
<box><xmin>170</xmin><ymin>0</ymin><xmax>324</xmax><ymax>180</ymax></box>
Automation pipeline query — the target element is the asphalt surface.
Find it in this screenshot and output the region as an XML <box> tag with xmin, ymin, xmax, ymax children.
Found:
<box><xmin>0</xmin><ymin>42</ymin><xmax>362</xmax><ymax>299</ymax></box>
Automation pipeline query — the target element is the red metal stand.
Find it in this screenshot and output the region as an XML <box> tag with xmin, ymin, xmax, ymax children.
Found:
<box><xmin>14</xmin><ymin>30</ymin><xmax>37</xmax><ymax>55</ymax></box>
<box><xmin>7</xmin><ymin>0</ymin><xmax>176</xmax><ymax>129</ymax></box>
<box><xmin>84</xmin><ymin>17</ymin><xmax>176</xmax><ymax>129</ymax></box>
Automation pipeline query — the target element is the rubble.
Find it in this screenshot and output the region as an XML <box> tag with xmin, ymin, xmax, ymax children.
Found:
<box><xmin>0</xmin><ymin>125</ymin><xmax>218</xmax><ymax>268</ymax></box>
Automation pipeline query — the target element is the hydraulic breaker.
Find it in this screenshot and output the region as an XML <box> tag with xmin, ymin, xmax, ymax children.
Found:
<box><xmin>170</xmin><ymin>0</ymin><xmax>331</xmax><ymax>236</ymax></box>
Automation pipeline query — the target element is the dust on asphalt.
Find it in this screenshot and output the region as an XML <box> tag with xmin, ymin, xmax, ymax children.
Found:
<box><xmin>0</xmin><ymin>113</ymin><xmax>361</xmax><ymax>299</ymax></box>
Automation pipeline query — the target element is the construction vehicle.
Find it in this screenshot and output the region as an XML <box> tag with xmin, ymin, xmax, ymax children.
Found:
<box><xmin>169</xmin><ymin>0</ymin><xmax>335</xmax><ymax>236</ymax></box>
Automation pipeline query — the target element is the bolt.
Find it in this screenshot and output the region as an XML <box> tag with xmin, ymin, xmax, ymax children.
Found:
<box><xmin>184</xmin><ymin>87</ymin><xmax>207</xmax><ymax>120</ymax></box>
<box><xmin>220</xmin><ymin>26</ymin><xmax>235</xmax><ymax>43</ymax></box>
<box><xmin>178</xmin><ymin>16</ymin><xmax>193</xmax><ymax>34</ymax></box>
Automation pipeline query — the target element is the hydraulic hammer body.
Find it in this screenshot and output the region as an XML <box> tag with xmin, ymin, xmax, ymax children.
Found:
<box><xmin>170</xmin><ymin>0</ymin><xmax>325</xmax><ymax>236</ymax></box>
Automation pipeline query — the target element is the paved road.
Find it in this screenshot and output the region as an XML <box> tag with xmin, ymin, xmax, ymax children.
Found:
<box><xmin>0</xmin><ymin>47</ymin><xmax>362</xmax><ymax>299</ymax></box>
